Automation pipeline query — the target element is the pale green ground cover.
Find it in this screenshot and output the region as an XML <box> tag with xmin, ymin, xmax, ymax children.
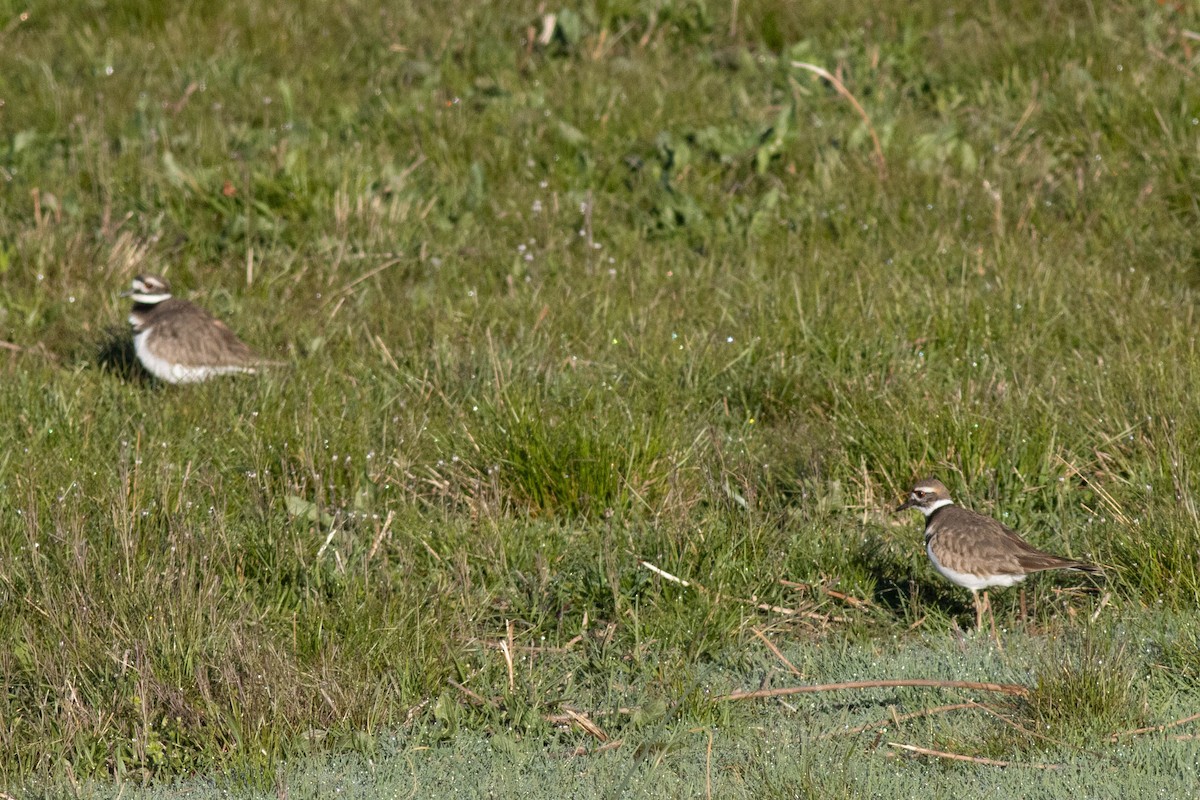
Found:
<box><xmin>1</xmin><ymin>0</ymin><xmax>1199</xmax><ymax>796</ymax></box>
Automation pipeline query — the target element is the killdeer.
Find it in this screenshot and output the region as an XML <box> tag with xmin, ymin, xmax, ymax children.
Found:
<box><xmin>897</xmin><ymin>478</ymin><xmax>1102</xmax><ymax>632</ymax></box>
<box><xmin>123</xmin><ymin>274</ymin><xmax>274</xmax><ymax>384</ymax></box>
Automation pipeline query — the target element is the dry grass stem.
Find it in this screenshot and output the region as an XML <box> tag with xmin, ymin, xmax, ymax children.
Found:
<box><xmin>750</xmin><ymin>627</ymin><xmax>803</xmax><ymax>677</ymax></box>
<box><xmin>567</xmin><ymin>709</ymin><xmax>607</xmax><ymax>742</ymax></box>
<box><xmin>719</xmin><ymin>679</ymin><xmax>1031</xmax><ymax>702</ymax></box>
<box><xmin>1108</xmin><ymin>711</ymin><xmax>1200</xmax><ymax>742</ymax></box>
<box><xmin>888</xmin><ymin>742</ymin><xmax>1061</xmax><ymax>769</ymax></box>
<box><xmin>447</xmin><ymin>680</ymin><xmax>494</xmax><ymax>709</ymax></box>
<box><xmin>568</xmin><ymin>739</ymin><xmax>624</xmax><ymax>757</ymax></box>
<box><xmin>779</xmin><ymin>578</ymin><xmax>873</xmax><ymax>609</ymax></box>
<box><xmin>819</xmin><ymin>703</ymin><xmax>979</xmax><ymax>738</ymax></box>
<box><xmin>639</xmin><ymin>559</ymin><xmax>691</xmax><ymax>587</ymax></box>
<box><xmin>791</xmin><ymin>61</ymin><xmax>887</xmax><ymax>178</ymax></box>
<box><xmin>367</xmin><ymin>509</ymin><xmax>396</xmax><ymax>562</ymax></box>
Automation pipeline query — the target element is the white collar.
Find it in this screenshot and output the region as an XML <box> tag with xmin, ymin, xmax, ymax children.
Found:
<box><xmin>920</xmin><ymin>497</ymin><xmax>954</xmax><ymax>517</ymax></box>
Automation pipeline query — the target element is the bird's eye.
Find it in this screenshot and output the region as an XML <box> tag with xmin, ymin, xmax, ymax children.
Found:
<box><xmin>915</xmin><ymin>490</ymin><xmax>926</xmax><ymax>498</ymax></box>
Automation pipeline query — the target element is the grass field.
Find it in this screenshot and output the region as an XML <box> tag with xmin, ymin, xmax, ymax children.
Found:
<box><xmin>2</xmin><ymin>0</ymin><xmax>1200</xmax><ymax>796</ymax></box>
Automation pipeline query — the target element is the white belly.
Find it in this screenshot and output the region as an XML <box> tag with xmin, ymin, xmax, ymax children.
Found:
<box><xmin>927</xmin><ymin>539</ymin><xmax>1027</xmax><ymax>591</ymax></box>
<box><xmin>133</xmin><ymin>330</ymin><xmax>255</xmax><ymax>384</ymax></box>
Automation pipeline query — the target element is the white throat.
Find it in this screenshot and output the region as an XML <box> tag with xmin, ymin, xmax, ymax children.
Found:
<box><xmin>130</xmin><ymin>291</ymin><xmax>172</xmax><ymax>304</ymax></box>
<box><xmin>919</xmin><ymin>497</ymin><xmax>954</xmax><ymax>517</ymax></box>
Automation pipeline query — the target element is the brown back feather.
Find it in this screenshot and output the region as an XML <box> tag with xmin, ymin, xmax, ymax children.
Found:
<box><xmin>931</xmin><ymin>506</ymin><xmax>1102</xmax><ymax>577</ymax></box>
<box><xmin>142</xmin><ymin>299</ymin><xmax>260</xmax><ymax>366</ymax></box>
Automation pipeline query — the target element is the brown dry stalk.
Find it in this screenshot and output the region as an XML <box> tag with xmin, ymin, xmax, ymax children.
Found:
<box><xmin>779</xmin><ymin>578</ymin><xmax>873</xmax><ymax>609</ymax></box>
<box><xmin>638</xmin><ymin>560</ymin><xmax>848</xmax><ymax>624</ymax></box>
<box><xmin>366</xmin><ymin>509</ymin><xmax>396</xmax><ymax>562</ymax></box>
<box><xmin>563</xmin><ymin>708</ymin><xmax>608</xmax><ymax>742</ymax></box>
<box><xmin>639</xmin><ymin>559</ymin><xmax>691</xmax><ymax>587</ymax></box>
<box><xmin>821</xmin><ymin>587</ymin><xmax>873</xmax><ymax>609</ymax></box>
<box><xmin>718</xmin><ymin>678</ymin><xmax>1030</xmax><ymax>702</ymax></box>
<box><xmin>750</xmin><ymin>627</ymin><xmax>802</xmax><ymax>677</ymax></box>
<box><xmin>331</xmin><ymin>257</ymin><xmax>407</xmax><ymax>302</ymax></box>
<box><xmin>569</xmin><ymin>739</ymin><xmax>624</xmax><ymax>757</ymax></box>
<box><xmin>1108</xmin><ymin>711</ymin><xmax>1200</xmax><ymax>742</ymax></box>
<box><xmin>752</xmin><ymin>602</ymin><xmax>848</xmax><ymax>624</ymax></box>
<box><xmin>0</xmin><ymin>340</ymin><xmax>59</xmax><ymax>361</ymax></box>
<box><xmin>888</xmin><ymin>742</ymin><xmax>1061</xmax><ymax>769</ymax></box>
<box><xmin>447</xmin><ymin>679</ymin><xmax>494</xmax><ymax>708</ymax></box>
<box><xmin>968</xmin><ymin>700</ymin><xmax>1072</xmax><ymax>749</ymax></box>
<box><xmin>791</xmin><ymin>61</ymin><xmax>887</xmax><ymax>179</ymax></box>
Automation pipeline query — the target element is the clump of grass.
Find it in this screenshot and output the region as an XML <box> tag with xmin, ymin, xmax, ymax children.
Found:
<box><xmin>1154</xmin><ymin>620</ymin><xmax>1200</xmax><ymax>686</ymax></box>
<box><xmin>475</xmin><ymin>392</ymin><xmax>674</xmax><ymax>518</ymax></box>
<box><xmin>1020</xmin><ymin>632</ymin><xmax>1145</xmax><ymax>745</ymax></box>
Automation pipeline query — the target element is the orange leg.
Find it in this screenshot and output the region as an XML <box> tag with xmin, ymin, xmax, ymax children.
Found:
<box><xmin>982</xmin><ymin>591</ymin><xmax>1003</xmax><ymax>648</ymax></box>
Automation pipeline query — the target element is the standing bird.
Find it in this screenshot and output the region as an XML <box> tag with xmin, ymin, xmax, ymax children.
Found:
<box><xmin>123</xmin><ymin>274</ymin><xmax>274</xmax><ymax>384</ymax></box>
<box><xmin>896</xmin><ymin>478</ymin><xmax>1102</xmax><ymax>632</ymax></box>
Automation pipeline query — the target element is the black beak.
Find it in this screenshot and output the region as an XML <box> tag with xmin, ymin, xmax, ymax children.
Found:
<box><xmin>119</xmin><ymin>289</ymin><xmax>133</xmax><ymax>297</ymax></box>
<box><xmin>895</xmin><ymin>497</ymin><xmax>914</xmax><ymax>512</ymax></box>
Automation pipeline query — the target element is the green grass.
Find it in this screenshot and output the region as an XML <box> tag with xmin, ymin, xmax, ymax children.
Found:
<box><xmin>3</xmin><ymin>0</ymin><xmax>1200</xmax><ymax>795</ymax></box>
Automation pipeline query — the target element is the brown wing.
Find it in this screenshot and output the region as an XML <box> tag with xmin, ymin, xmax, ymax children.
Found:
<box><xmin>149</xmin><ymin>300</ymin><xmax>260</xmax><ymax>367</ymax></box>
<box><xmin>936</xmin><ymin>507</ymin><xmax>1101</xmax><ymax>577</ymax></box>
<box><xmin>967</xmin><ymin>508</ymin><xmax>1102</xmax><ymax>575</ymax></box>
